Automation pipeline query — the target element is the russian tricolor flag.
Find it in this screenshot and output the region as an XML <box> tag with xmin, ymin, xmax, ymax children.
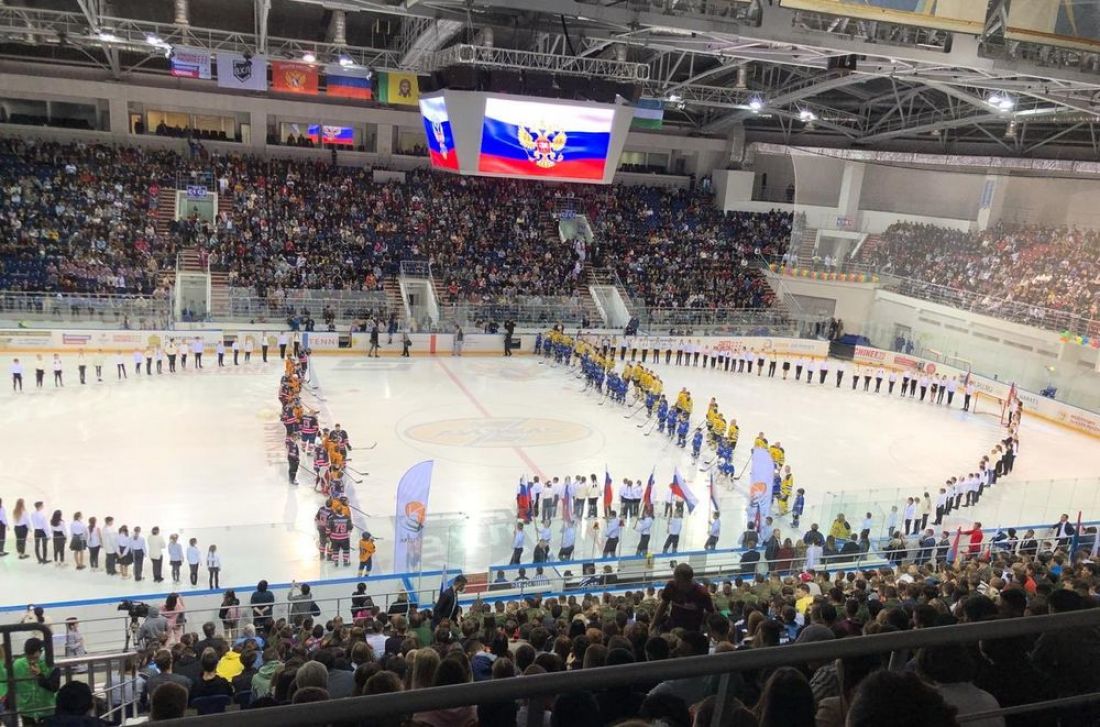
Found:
<box><xmin>517</xmin><ymin>476</ymin><xmax>532</xmax><ymax>523</ymax></box>
<box><xmin>478</xmin><ymin>97</ymin><xmax>613</xmax><ymax>181</ymax></box>
<box><xmin>604</xmin><ymin>468</ymin><xmax>614</xmax><ymax>513</ymax></box>
<box><xmin>420</xmin><ymin>96</ymin><xmax>459</xmax><ymax>171</ymax></box>
<box><xmin>326</xmin><ymin>66</ymin><xmax>373</xmax><ymax>100</ymax></box>
<box><xmin>642</xmin><ymin>469</ymin><xmax>655</xmax><ymax>510</ymax></box>
<box><xmin>669</xmin><ymin>467</ymin><xmax>698</xmax><ymax>514</ymax></box>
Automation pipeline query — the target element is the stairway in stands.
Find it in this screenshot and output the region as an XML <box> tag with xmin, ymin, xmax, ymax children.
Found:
<box><xmin>796</xmin><ymin>227</ymin><xmax>818</xmax><ymax>268</ymax></box>
<box><xmin>383</xmin><ymin>277</ymin><xmax>406</xmax><ymax>321</ymax></box>
<box><xmin>852</xmin><ymin>233</ymin><xmax>882</xmax><ymax>265</ymax></box>
<box><xmin>209</xmin><ymin>270</ymin><xmax>230</xmax><ymax>319</ymax></box>
<box><xmin>155</xmin><ymin>187</ymin><xmax>177</xmax><ymax>237</ymax></box>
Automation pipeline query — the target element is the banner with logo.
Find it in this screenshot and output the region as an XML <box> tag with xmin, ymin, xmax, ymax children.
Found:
<box><xmin>216</xmin><ymin>52</ymin><xmax>268</xmax><ymax>91</ymax></box>
<box><xmin>749</xmin><ymin>447</ymin><xmax>774</xmax><ymax>523</ymax></box>
<box><xmin>394</xmin><ymin>460</ymin><xmax>433</xmax><ymax>572</ymax></box>
<box><xmin>376</xmin><ymin>71</ymin><xmax>420</xmax><ymax>106</ymax></box>
<box><xmin>271</xmin><ymin>61</ymin><xmax>319</xmax><ymax>95</ymax></box>
<box><xmin>170</xmin><ymin>45</ymin><xmax>211</xmax><ymax>79</ymax></box>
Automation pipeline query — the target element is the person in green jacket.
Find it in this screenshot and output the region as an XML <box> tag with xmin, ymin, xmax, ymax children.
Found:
<box><xmin>12</xmin><ymin>637</ymin><xmax>56</xmax><ymax>724</ymax></box>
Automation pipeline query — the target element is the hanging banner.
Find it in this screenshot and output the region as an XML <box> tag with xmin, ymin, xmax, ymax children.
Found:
<box><xmin>271</xmin><ymin>61</ymin><xmax>319</xmax><ymax>95</ymax></box>
<box><xmin>325</xmin><ymin>65</ymin><xmax>373</xmax><ymax>100</ymax></box>
<box><xmin>216</xmin><ymin>52</ymin><xmax>268</xmax><ymax>91</ymax></box>
<box><xmin>376</xmin><ymin>71</ymin><xmax>420</xmax><ymax>106</ymax></box>
<box><xmin>749</xmin><ymin>447</ymin><xmax>774</xmax><ymax>523</ymax></box>
<box><xmin>394</xmin><ymin>460</ymin><xmax>433</xmax><ymax>572</ymax></box>
<box><xmin>170</xmin><ymin>45</ymin><xmax>211</xmax><ymax>79</ymax></box>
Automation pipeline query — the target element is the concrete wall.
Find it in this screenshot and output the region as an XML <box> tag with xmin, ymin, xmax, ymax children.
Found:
<box><xmin>998</xmin><ymin>176</ymin><xmax>1100</xmax><ymax>228</ymax></box>
<box><xmin>860</xmin><ymin>165</ymin><xmax>984</xmax><ymax>220</ymax></box>
<box><xmin>767</xmin><ymin>272</ymin><xmax>878</xmax><ymax>330</ymax></box>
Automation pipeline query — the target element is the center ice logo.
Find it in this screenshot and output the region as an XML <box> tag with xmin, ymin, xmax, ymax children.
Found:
<box><xmin>405</xmin><ymin>417</ymin><xmax>590</xmax><ymax>447</ymax></box>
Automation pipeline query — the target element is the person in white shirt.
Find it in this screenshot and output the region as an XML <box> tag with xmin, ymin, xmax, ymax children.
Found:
<box><xmin>147</xmin><ymin>526</ymin><xmax>166</xmax><ymax>583</ymax></box>
<box><xmin>116</xmin><ymin>525</ymin><xmax>132</xmax><ymax>579</ymax></box>
<box><xmin>206</xmin><ymin>545</ymin><xmax>221</xmax><ymax>589</ymax></box>
<box><xmin>101</xmin><ymin>516</ymin><xmax>118</xmax><ymax>571</ymax></box>
<box><xmin>231</xmin><ymin>339</ymin><xmax>240</xmax><ymax>366</ymax></box>
<box><xmin>806</xmin><ymin>359</ymin><xmax>817</xmax><ymax>385</ymax></box>
<box><xmin>167</xmin><ymin>533</ymin><xmax>183</xmax><ymax>583</ymax></box>
<box><xmin>835</xmin><ymin>360</ymin><xmax>845</xmax><ymax>388</ymax></box>
<box><xmin>216</xmin><ymin>340</ymin><xmax>226</xmax><ymax>367</ymax></box>
<box><xmin>165</xmin><ymin>340</ymin><xmax>177</xmax><ymax>373</ymax></box>
<box><xmin>860</xmin><ymin>513</ymin><xmax>873</xmax><ymax>540</ymax></box>
<box><xmin>535</xmin><ymin>522</ymin><xmax>552</xmax><ymax>563</ymax></box>
<box><xmin>946</xmin><ymin>376</ymin><xmax>958</xmax><ymax>407</ymax></box>
<box><xmin>31</xmin><ymin>501</ymin><xmax>50</xmax><ymax>564</ymax></box>
<box><xmin>530</xmin><ymin>477</ymin><xmax>544</xmax><ymax>520</ymax></box>
<box><xmin>818</xmin><ymin>358</ymin><xmax>829</xmax><ymax>384</ymax></box>
<box><xmin>705</xmin><ymin>513</ymin><xmax>721</xmax><ymax>550</ymax></box>
<box><xmin>178</xmin><ymin>338</ymin><xmax>188</xmax><ymax>369</ymax></box>
<box><xmin>143</xmin><ymin>346</ymin><xmax>153</xmax><ymax>376</ymax></box>
<box><xmin>51</xmin><ymin>354</ymin><xmax>63</xmax><ymax>387</ymax></box>
<box><xmin>964</xmin><ymin>381</ymin><xmax>975</xmax><ymax>412</ymax></box>
<box><xmin>33</xmin><ymin>355</ymin><xmax>45</xmax><ymax>389</ymax></box>
<box><xmin>154</xmin><ymin>346</ymin><xmax>164</xmax><ymax>374</ymax></box>
<box><xmin>186</xmin><ymin>538</ymin><xmax>201</xmax><ymax>585</ymax></box>
<box><xmin>243</xmin><ymin>336</ymin><xmax>254</xmax><ymax>363</ymax></box>
<box><xmin>603</xmin><ymin>512</ymin><xmax>623</xmax><ymax>556</ymax></box>
<box><xmin>903</xmin><ymin>498</ymin><xmax>917</xmax><ymax>535</ymax></box>
<box><xmin>131</xmin><ymin>526</ymin><xmax>147</xmax><ymax>582</ymax></box>
<box><xmin>62</xmin><ymin>511</ymin><xmax>85</xmax><ymax>570</ymax></box>
<box><xmin>510</xmin><ymin>523</ymin><xmax>526</xmax><ymax>564</ymax></box>
<box><xmin>10</xmin><ymin>357</ymin><xmax>23</xmax><ymax>392</ymax></box>
<box><xmin>132</xmin><ymin>348</ymin><xmax>143</xmax><ymax>376</ymax></box>
<box><xmin>114</xmin><ymin>351</ymin><xmax>127</xmax><ymax>380</ymax></box>
<box><xmin>92</xmin><ymin>350</ymin><xmax>104</xmax><ymax>382</ymax></box>
<box><xmin>49</xmin><ymin>509</ymin><xmax>67</xmax><ymax>565</ymax></box>
<box><xmin>635</xmin><ymin>510</ymin><xmax>654</xmax><ymax>555</ymax></box>
<box><xmin>875</xmin><ymin>367</ymin><xmax>885</xmax><ymax>393</ymax></box>
<box><xmin>888</xmin><ymin>369</ymin><xmax>898</xmax><ymax>394</ymax></box>
<box><xmin>192</xmin><ymin>337</ymin><xmax>204</xmax><ymax>368</ymax></box>
<box><xmin>278</xmin><ymin>332</ymin><xmax>289</xmax><ymax>360</ymax></box>
<box><xmin>559</xmin><ymin>522</ymin><xmax>576</xmax><ymax>561</ymax></box>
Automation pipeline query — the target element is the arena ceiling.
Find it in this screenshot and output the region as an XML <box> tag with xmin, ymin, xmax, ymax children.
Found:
<box><xmin>6</xmin><ymin>0</ymin><xmax>1100</xmax><ymax>158</ymax></box>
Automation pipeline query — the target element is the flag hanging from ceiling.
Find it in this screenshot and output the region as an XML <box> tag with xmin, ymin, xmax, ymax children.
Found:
<box><xmin>216</xmin><ymin>52</ymin><xmax>267</xmax><ymax>91</ymax></box>
<box><xmin>170</xmin><ymin>45</ymin><xmax>211</xmax><ymax>80</ymax></box>
<box><xmin>632</xmin><ymin>98</ymin><xmax>665</xmax><ymax>130</ymax></box>
<box><xmin>325</xmin><ymin>65</ymin><xmax>373</xmax><ymax>100</ymax></box>
<box><xmin>376</xmin><ymin>71</ymin><xmax>420</xmax><ymax>106</ymax></box>
<box><xmin>271</xmin><ymin>61</ymin><xmax>319</xmax><ymax>95</ymax></box>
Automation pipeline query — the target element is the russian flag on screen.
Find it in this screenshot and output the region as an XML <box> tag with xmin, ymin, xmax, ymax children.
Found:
<box><xmin>307</xmin><ymin>125</ymin><xmax>354</xmax><ymax>146</ymax></box>
<box><xmin>420</xmin><ymin>96</ymin><xmax>460</xmax><ymax>171</ymax></box>
<box><xmin>478</xmin><ymin>97</ymin><xmax>612</xmax><ymax>181</ymax></box>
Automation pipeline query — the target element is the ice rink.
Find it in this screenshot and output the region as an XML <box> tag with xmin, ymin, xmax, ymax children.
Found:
<box><xmin>3</xmin><ymin>348</ymin><xmax>1100</xmax><ymax>607</ymax></box>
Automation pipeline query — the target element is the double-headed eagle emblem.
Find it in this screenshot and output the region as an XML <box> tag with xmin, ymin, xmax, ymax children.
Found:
<box><xmin>518</xmin><ymin>124</ymin><xmax>567</xmax><ymax>169</ymax></box>
<box><xmin>432</xmin><ymin>121</ymin><xmax>449</xmax><ymax>159</ymax></box>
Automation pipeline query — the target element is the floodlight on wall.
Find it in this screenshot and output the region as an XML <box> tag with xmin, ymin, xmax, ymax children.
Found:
<box><xmin>302</xmin><ymin>51</ymin><xmax>317</xmax><ymax>63</ymax></box>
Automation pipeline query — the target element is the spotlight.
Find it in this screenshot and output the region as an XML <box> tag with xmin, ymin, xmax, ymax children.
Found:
<box><xmin>798</xmin><ymin>109</ymin><xmax>816</xmax><ymax>121</ymax></box>
<box><xmin>748</xmin><ymin>97</ymin><xmax>764</xmax><ymax>112</ymax></box>
<box><xmin>338</xmin><ymin>54</ymin><xmax>354</xmax><ymax>67</ymax></box>
<box><xmin>97</xmin><ymin>31</ymin><xmax>121</xmax><ymax>42</ymax></box>
<box><xmin>988</xmin><ymin>93</ymin><xmax>1015</xmax><ymax>111</ymax></box>
<box><xmin>302</xmin><ymin>51</ymin><xmax>316</xmax><ymax>63</ymax></box>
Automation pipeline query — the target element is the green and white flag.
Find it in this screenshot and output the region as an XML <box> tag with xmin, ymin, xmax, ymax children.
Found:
<box><xmin>632</xmin><ymin>98</ymin><xmax>665</xmax><ymax>130</ymax></box>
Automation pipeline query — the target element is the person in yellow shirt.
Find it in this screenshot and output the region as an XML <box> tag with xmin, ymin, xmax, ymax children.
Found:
<box><xmin>754</xmin><ymin>432</ymin><xmax>768</xmax><ymax>448</ymax></box>
<box><xmin>795</xmin><ymin>583</ymin><xmax>814</xmax><ymax>615</ymax></box>
<box><xmin>829</xmin><ymin>514</ymin><xmax>851</xmax><ymax>540</ymax></box>
<box><xmin>358</xmin><ymin>532</ymin><xmax>376</xmax><ymax>576</ymax></box>
<box><xmin>727</xmin><ymin>420</ymin><xmax>740</xmax><ymax>448</ymax></box>
<box><xmin>769</xmin><ymin>442</ymin><xmax>785</xmax><ymax>467</ymax></box>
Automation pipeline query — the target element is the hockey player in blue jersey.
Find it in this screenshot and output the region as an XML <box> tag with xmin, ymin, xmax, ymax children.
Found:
<box><xmin>665</xmin><ymin>407</ymin><xmax>678</xmax><ymax>439</ymax></box>
<box><xmin>645</xmin><ymin>391</ymin><xmax>657</xmax><ymax>417</ymax></box>
<box><xmin>656</xmin><ymin>397</ymin><xmax>669</xmax><ymax>433</ymax></box>
<box><xmin>717</xmin><ymin>437</ymin><xmax>735</xmax><ymax>477</ymax></box>
<box><xmin>691</xmin><ymin>428</ymin><xmax>704</xmax><ymax>460</ymax></box>
<box><xmin>676</xmin><ymin>414</ymin><xmax>690</xmax><ymax>447</ymax></box>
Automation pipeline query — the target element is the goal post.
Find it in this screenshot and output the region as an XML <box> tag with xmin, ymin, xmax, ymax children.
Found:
<box><xmin>974</xmin><ymin>384</ymin><xmax>1019</xmax><ymax>427</ymax></box>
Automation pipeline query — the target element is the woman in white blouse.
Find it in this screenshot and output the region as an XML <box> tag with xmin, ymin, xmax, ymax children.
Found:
<box><xmin>49</xmin><ymin>510</ymin><xmax>67</xmax><ymax>565</ymax></box>
<box><xmin>12</xmin><ymin>499</ymin><xmax>30</xmax><ymax>559</ymax></box>
<box><xmin>117</xmin><ymin>525</ymin><xmax>132</xmax><ymax>579</ymax></box>
<box><xmin>86</xmin><ymin>516</ymin><xmax>101</xmax><ymax>570</ymax></box>
<box><xmin>69</xmin><ymin>512</ymin><xmax>88</xmax><ymax>570</ymax></box>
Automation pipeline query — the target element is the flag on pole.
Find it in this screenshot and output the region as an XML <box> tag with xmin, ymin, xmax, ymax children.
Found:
<box><xmin>947</xmin><ymin>527</ymin><xmax>963</xmax><ymax>564</ymax></box>
<box><xmin>394</xmin><ymin>460</ymin><xmax>433</xmax><ymax>572</ymax></box>
<box><xmin>517</xmin><ymin>476</ymin><xmax>532</xmax><ymax>523</ymax></box>
<box><xmin>603</xmin><ymin>468</ymin><xmax>614</xmax><ymax>513</ymax></box>
<box><xmin>709</xmin><ymin>470</ymin><xmax>720</xmax><ymax>515</ymax></box>
<box><xmin>669</xmin><ymin>467</ymin><xmax>698</xmax><ymax>513</ymax></box>
<box><xmin>1071</xmin><ymin>511</ymin><xmax>1083</xmax><ymax>557</ymax></box>
<box><xmin>642</xmin><ymin>469</ymin><xmax>655</xmax><ymax>510</ymax></box>
<box><xmin>562</xmin><ymin>479</ymin><xmax>574</xmax><ymax>524</ymax></box>
<box><xmin>632</xmin><ymin>98</ymin><xmax>665</xmax><ymax>130</ymax></box>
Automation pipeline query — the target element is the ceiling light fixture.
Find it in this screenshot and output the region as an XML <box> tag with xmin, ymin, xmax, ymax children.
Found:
<box><xmin>338</xmin><ymin>54</ymin><xmax>354</xmax><ymax>67</ymax></box>
<box><xmin>748</xmin><ymin>97</ymin><xmax>764</xmax><ymax>112</ymax></box>
<box><xmin>302</xmin><ymin>51</ymin><xmax>316</xmax><ymax>63</ymax></box>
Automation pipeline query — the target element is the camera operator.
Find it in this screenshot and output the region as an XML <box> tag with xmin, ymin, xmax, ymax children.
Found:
<box><xmin>136</xmin><ymin>605</ymin><xmax>167</xmax><ymax>649</ymax></box>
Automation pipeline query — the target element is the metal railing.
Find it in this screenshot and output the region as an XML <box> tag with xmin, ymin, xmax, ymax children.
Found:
<box><xmin>632</xmin><ymin>306</ymin><xmax>801</xmax><ymax>335</ymax></box>
<box><xmin>440</xmin><ymin>300</ymin><xmax>590</xmax><ymax>328</ymax></box>
<box><xmin>221</xmin><ymin>289</ymin><xmax>391</xmax><ymax>324</ymax></box>
<box><xmin>156</xmin><ymin>609</ymin><xmax>1100</xmax><ymax>727</ymax></box>
<box><xmin>0</xmin><ymin>291</ymin><xmax>173</xmax><ymax>328</ymax></box>
<box><xmin>399</xmin><ymin>260</ymin><xmax>432</xmax><ymax>278</ymax></box>
<box><xmin>882</xmin><ymin>275</ymin><xmax>1100</xmax><ymax>337</ymax></box>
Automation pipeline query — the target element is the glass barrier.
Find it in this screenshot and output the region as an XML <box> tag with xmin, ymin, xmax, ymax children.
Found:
<box><xmin>222</xmin><ymin>290</ymin><xmax>391</xmax><ymax>324</ymax></box>
<box><xmin>0</xmin><ymin>292</ymin><xmax>172</xmax><ymax>328</ymax></box>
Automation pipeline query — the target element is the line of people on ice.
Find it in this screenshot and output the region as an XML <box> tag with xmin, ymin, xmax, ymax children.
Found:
<box><xmin>276</xmin><ymin>349</ymin><xmax>378</xmax><ymax>574</ymax></box>
<box><xmin>7</xmin><ymin>332</ymin><xmax>307</xmax><ymax>392</ymax></box>
<box><xmin>0</xmin><ymin>497</ymin><xmax>224</xmax><ymax>588</ymax></box>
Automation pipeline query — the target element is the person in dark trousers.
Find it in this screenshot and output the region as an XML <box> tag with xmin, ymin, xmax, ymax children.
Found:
<box><xmin>432</xmin><ymin>574</ymin><xmax>465</xmax><ymax>628</ymax></box>
<box><xmin>503</xmin><ymin>320</ymin><xmax>516</xmax><ymax>357</ymax></box>
<box><xmin>368</xmin><ymin>324</ymin><xmax>380</xmax><ymax>358</ymax></box>
<box><xmin>286</xmin><ymin>435</ymin><xmax>300</xmax><ymax>486</ymax></box>
<box><xmin>261</xmin><ymin>332</ymin><xmax>269</xmax><ymax>363</ymax></box>
<box><xmin>401</xmin><ymin>332</ymin><xmax>411</xmax><ymax>357</ymax></box>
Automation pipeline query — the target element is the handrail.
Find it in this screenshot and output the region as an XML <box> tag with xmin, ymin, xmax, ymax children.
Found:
<box><xmin>157</xmin><ymin>609</ymin><xmax>1100</xmax><ymax>726</ymax></box>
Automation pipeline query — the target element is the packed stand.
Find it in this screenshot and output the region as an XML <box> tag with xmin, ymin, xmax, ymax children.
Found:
<box><xmin>0</xmin><ymin>138</ymin><xmax>179</xmax><ymax>298</ymax></box>
<box><xmin>583</xmin><ymin>186</ymin><xmax>790</xmax><ymax>309</ymax></box>
<box><xmin>871</xmin><ymin>222</ymin><xmax>1100</xmax><ymax>322</ymax></box>
<box><xmin>8</xmin><ymin>531</ymin><xmax>1098</xmax><ymax>726</ymax></box>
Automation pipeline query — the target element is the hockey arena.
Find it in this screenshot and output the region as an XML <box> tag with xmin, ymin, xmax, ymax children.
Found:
<box><xmin>2</xmin><ymin>0</ymin><xmax>1100</xmax><ymax>724</ymax></box>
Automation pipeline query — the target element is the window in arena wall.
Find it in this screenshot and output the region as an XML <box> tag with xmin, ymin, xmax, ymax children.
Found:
<box><xmin>193</xmin><ymin>114</ymin><xmax>236</xmax><ymax>136</ymax></box>
<box><xmin>396</xmin><ymin>128</ymin><xmax>422</xmax><ymax>154</ymax></box>
<box><xmin>147</xmin><ymin>110</ymin><xmax>190</xmax><ymax>133</ymax></box>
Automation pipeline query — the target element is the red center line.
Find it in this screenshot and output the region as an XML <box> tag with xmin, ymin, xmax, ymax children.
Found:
<box><xmin>434</xmin><ymin>358</ymin><xmax>547</xmax><ymax>480</ymax></box>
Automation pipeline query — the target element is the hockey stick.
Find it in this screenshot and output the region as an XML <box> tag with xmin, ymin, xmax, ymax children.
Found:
<box><xmin>346</xmin><ymin>465</ymin><xmax>369</xmax><ymax>478</ymax></box>
<box><xmin>623</xmin><ymin>403</ymin><xmax>646</xmax><ymax>419</ymax></box>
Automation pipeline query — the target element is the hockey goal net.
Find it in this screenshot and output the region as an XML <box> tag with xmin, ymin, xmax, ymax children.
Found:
<box><xmin>974</xmin><ymin>386</ymin><xmax>1019</xmax><ymax>427</ymax></box>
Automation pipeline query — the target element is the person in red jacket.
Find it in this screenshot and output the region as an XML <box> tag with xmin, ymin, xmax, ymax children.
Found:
<box><xmin>959</xmin><ymin>522</ymin><xmax>984</xmax><ymax>557</ymax></box>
